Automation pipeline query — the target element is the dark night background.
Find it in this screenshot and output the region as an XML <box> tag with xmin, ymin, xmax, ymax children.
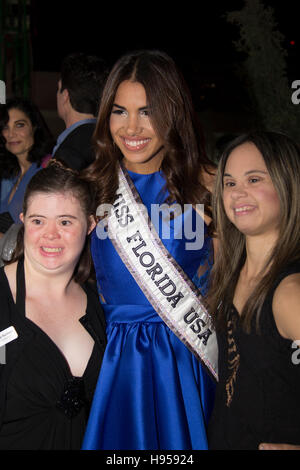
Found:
<box><xmin>30</xmin><ymin>1</ymin><xmax>299</xmax><ymax>109</ymax></box>
<box><xmin>3</xmin><ymin>0</ymin><xmax>300</xmax><ymax>145</ymax></box>
<box><xmin>30</xmin><ymin>1</ymin><xmax>298</xmax><ymax>71</ymax></box>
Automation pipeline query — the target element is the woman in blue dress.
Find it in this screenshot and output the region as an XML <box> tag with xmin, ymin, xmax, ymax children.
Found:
<box><xmin>82</xmin><ymin>50</ymin><xmax>217</xmax><ymax>450</ymax></box>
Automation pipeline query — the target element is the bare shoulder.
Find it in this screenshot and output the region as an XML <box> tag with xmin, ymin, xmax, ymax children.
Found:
<box><xmin>273</xmin><ymin>273</ymin><xmax>300</xmax><ymax>340</ymax></box>
<box><xmin>274</xmin><ymin>273</ymin><xmax>300</xmax><ymax>304</ymax></box>
<box><xmin>3</xmin><ymin>262</ymin><xmax>18</xmax><ymax>302</ymax></box>
<box><xmin>4</xmin><ymin>261</ymin><xmax>17</xmax><ymax>278</ymax></box>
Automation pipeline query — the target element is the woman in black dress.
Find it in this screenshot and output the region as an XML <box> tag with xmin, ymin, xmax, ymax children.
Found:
<box><xmin>0</xmin><ymin>161</ymin><xmax>106</xmax><ymax>450</ymax></box>
<box><xmin>207</xmin><ymin>131</ymin><xmax>300</xmax><ymax>450</ymax></box>
<box><xmin>209</xmin><ymin>132</ymin><xmax>300</xmax><ymax>450</ymax></box>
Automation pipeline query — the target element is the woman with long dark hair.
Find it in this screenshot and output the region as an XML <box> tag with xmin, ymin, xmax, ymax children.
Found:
<box><xmin>82</xmin><ymin>49</ymin><xmax>217</xmax><ymax>450</ymax></box>
<box><xmin>0</xmin><ymin>98</ymin><xmax>54</xmax><ymax>236</ymax></box>
<box><xmin>207</xmin><ymin>131</ymin><xmax>300</xmax><ymax>450</ymax></box>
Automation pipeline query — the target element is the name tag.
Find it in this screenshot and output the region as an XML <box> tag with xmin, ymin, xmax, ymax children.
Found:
<box><xmin>0</xmin><ymin>326</ymin><xmax>18</xmax><ymax>347</ymax></box>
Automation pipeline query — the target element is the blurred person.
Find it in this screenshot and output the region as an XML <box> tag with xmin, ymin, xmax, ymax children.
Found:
<box><xmin>53</xmin><ymin>52</ymin><xmax>107</xmax><ymax>171</ymax></box>
<box><xmin>0</xmin><ymin>98</ymin><xmax>54</xmax><ymax>237</ymax></box>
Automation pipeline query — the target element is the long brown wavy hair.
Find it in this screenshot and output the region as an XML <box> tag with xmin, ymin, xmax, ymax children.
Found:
<box><xmin>207</xmin><ymin>131</ymin><xmax>300</xmax><ymax>333</ymax></box>
<box><xmin>84</xmin><ymin>49</ymin><xmax>214</xmax><ymax>212</ymax></box>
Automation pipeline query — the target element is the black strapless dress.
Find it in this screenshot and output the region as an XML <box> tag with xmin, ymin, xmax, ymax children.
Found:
<box><xmin>0</xmin><ymin>259</ymin><xmax>106</xmax><ymax>450</ymax></box>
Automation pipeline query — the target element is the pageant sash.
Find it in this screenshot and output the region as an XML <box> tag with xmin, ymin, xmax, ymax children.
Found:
<box><xmin>99</xmin><ymin>164</ymin><xmax>218</xmax><ymax>380</ymax></box>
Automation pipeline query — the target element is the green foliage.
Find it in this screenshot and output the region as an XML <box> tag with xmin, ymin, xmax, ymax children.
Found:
<box><xmin>226</xmin><ymin>0</ymin><xmax>300</xmax><ymax>141</ymax></box>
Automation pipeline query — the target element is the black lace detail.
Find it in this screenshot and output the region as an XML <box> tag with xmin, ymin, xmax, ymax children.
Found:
<box><xmin>56</xmin><ymin>377</ymin><xmax>87</xmax><ymax>418</ymax></box>
<box><xmin>226</xmin><ymin>312</ymin><xmax>240</xmax><ymax>407</ymax></box>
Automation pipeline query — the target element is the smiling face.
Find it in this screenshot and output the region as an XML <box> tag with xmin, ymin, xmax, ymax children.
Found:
<box><xmin>2</xmin><ymin>108</ymin><xmax>35</xmax><ymax>161</ymax></box>
<box><xmin>222</xmin><ymin>142</ymin><xmax>281</xmax><ymax>238</ymax></box>
<box><xmin>20</xmin><ymin>191</ymin><xmax>95</xmax><ymax>276</ymax></box>
<box><xmin>109</xmin><ymin>80</ymin><xmax>165</xmax><ymax>173</ymax></box>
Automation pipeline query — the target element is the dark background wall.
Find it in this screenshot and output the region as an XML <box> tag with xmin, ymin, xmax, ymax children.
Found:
<box><xmin>2</xmin><ymin>0</ymin><xmax>299</xmax><ymax>153</ymax></box>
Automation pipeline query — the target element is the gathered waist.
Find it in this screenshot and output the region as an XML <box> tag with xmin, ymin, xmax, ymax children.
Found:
<box><xmin>102</xmin><ymin>304</ymin><xmax>164</xmax><ymax>323</ymax></box>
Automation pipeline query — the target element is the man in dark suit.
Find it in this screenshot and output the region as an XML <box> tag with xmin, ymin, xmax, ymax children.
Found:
<box><xmin>53</xmin><ymin>53</ymin><xmax>107</xmax><ymax>171</ymax></box>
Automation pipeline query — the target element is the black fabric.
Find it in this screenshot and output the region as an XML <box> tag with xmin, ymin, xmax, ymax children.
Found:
<box><xmin>53</xmin><ymin>123</ymin><xmax>96</xmax><ymax>171</ymax></box>
<box><xmin>0</xmin><ymin>211</ymin><xmax>14</xmax><ymax>233</ymax></box>
<box><xmin>0</xmin><ymin>259</ymin><xmax>106</xmax><ymax>449</ymax></box>
<box><xmin>208</xmin><ymin>261</ymin><xmax>300</xmax><ymax>450</ymax></box>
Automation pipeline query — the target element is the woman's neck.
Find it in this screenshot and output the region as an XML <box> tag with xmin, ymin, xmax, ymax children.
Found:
<box><xmin>124</xmin><ymin>160</ymin><xmax>161</xmax><ymax>175</ymax></box>
<box><xmin>243</xmin><ymin>232</ymin><xmax>278</xmax><ymax>278</ymax></box>
<box><xmin>17</xmin><ymin>155</ymin><xmax>31</xmax><ymax>175</ymax></box>
<box><xmin>23</xmin><ymin>259</ymin><xmax>77</xmax><ymax>299</ymax></box>
<box><xmin>122</xmin><ymin>148</ymin><xmax>164</xmax><ymax>175</ymax></box>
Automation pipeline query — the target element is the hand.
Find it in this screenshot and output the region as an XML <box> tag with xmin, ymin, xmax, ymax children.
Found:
<box><xmin>259</xmin><ymin>443</ymin><xmax>300</xmax><ymax>450</ymax></box>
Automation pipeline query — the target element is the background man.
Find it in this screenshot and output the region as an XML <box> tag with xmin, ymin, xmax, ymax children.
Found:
<box><xmin>53</xmin><ymin>52</ymin><xmax>107</xmax><ymax>170</ymax></box>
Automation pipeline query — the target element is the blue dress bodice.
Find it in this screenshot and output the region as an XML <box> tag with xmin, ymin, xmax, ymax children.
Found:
<box><xmin>92</xmin><ymin>169</ymin><xmax>212</xmax><ymax>308</ymax></box>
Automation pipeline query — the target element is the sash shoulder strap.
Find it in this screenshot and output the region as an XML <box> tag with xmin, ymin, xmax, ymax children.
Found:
<box><xmin>100</xmin><ymin>164</ymin><xmax>218</xmax><ymax>381</ymax></box>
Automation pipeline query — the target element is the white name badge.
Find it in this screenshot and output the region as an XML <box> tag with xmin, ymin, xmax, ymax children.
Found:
<box><xmin>0</xmin><ymin>326</ymin><xmax>18</xmax><ymax>348</ymax></box>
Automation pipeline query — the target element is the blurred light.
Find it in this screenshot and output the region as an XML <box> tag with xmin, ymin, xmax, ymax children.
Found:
<box><xmin>290</xmin><ymin>40</ymin><xmax>295</xmax><ymax>46</ymax></box>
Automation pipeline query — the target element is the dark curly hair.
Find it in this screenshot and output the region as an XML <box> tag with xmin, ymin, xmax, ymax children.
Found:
<box><xmin>59</xmin><ymin>52</ymin><xmax>108</xmax><ymax>116</ymax></box>
<box><xmin>0</xmin><ymin>97</ymin><xmax>55</xmax><ymax>179</ymax></box>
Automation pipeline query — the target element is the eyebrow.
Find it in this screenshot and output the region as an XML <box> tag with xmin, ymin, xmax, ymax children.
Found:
<box><xmin>112</xmin><ymin>103</ymin><xmax>148</xmax><ymax>111</ymax></box>
<box><xmin>5</xmin><ymin>119</ymin><xmax>27</xmax><ymax>126</ymax></box>
<box><xmin>27</xmin><ymin>214</ymin><xmax>78</xmax><ymax>219</ymax></box>
<box><xmin>223</xmin><ymin>170</ymin><xmax>268</xmax><ymax>177</ymax></box>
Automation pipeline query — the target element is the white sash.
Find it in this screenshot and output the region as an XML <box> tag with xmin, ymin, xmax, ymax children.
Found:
<box><xmin>100</xmin><ymin>164</ymin><xmax>218</xmax><ymax>381</ymax></box>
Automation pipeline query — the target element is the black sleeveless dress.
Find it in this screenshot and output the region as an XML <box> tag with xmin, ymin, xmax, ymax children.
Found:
<box><xmin>208</xmin><ymin>261</ymin><xmax>300</xmax><ymax>450</ymax></box>
<box><xmin>0</xmin><ymin>259</ymin><xmax>106</xmax><ymax>450</ymax></box>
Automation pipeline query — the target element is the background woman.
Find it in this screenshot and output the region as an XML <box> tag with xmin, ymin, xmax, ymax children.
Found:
<box><xmin>82</xmin><ymin>49</ymin><xmax>217</xmax><ymax>450</ymax></box>
<box><xmin>0</xmin><ymin>98</ymin><xmax>54</xmax><ymax>236</ymax></box>
<box><xmin>207</xmin><ymin>131</ymin><xmax>300</xmax><ymax>450</ymax></box>
<box><xmin>0</xmin><ymin>162</ymin><xmax>106</xmax><ymax>450</ymax></box>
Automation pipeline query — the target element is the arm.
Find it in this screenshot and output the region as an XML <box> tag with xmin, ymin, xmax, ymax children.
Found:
<box><xmin>272</xmin><ymin>273</ymin><xmax>300</xmax><ymax>341</ymax></box>
<box><xmin>259</xmin><ymin>273</ymin><xmax>300</xmax><ymax>450</ymax></box>
<box><xmin>259</xmin><ymin>443</ymin><xmax>300</xmax><ymax>450</ymax></box>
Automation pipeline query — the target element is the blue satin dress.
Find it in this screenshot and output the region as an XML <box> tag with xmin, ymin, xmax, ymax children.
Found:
<box><xmin>82</xmin><ymin>169</ymin><xmax>215</xmax><ymax>450</ymax></box>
